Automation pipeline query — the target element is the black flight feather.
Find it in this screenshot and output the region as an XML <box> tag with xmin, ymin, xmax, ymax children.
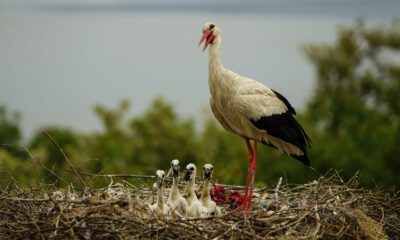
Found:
<box><xmin>250</xmin><ymin>111</ymin><xmax>311</xmax><ymax>166</ymax></box>
<box><xmin>272</xmin><ymin>89</ymin><xmax>296</xmax><ymax>115</ymax></box>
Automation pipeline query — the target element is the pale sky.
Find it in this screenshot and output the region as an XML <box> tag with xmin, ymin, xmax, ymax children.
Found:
<box><xmin>0</xmin><ymin>0</ymin><xmax>399</xmax><ymax>141</ymax></box>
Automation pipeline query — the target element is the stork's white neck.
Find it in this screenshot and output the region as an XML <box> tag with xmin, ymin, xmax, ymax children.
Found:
<box><xmin>157</xmin><ymin>185</ymin><xmax>165</xmax><ymax>209</ymax></box>
<box><xmin>200</xmin><ymin>179</ymin><xmax>211</xmax><ymax>204</ymax></box>
<box><xmin>187</xmin><ymin>175</ymin><xmax>197</xmax><ymax>205</ymax></box>
<box><xmin>169</xmin><ymin>176</ymin><xmax>180</xmax><ymax>201</ymax></box>
<box><xmin>208</xmin><ymin>37</ymin><xmax>223</xmax><ymax>76</ymax></box>
<box><xmin>207</xmin><ymin>35</ymin><xmax>238</xmax><ymax>99</ymax></box>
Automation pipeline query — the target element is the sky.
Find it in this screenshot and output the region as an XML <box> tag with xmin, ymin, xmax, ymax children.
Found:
<box><xmin>0</xmin><ymin>0</ymin><xmax>399</xmax><ymax>141</ymax></box>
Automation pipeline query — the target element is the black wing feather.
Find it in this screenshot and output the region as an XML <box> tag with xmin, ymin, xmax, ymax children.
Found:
<box><xmin>250</xmin><ymin>112</ymin><xmax>311</xmax><ymax>166</ymax></box>
<box><xmin>272</xmin><ymin>89</ymin><xmax>296</xmax><ymax>115</ymax></box>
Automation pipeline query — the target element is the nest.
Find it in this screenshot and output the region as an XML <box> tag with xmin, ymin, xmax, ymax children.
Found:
<box><xmin>0</xmin><ymin>172</ymin><xmax>399</xmax><ymax>240</ymax></box>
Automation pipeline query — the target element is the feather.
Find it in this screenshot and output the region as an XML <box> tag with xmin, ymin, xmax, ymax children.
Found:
<box><xmin>271</xmin><ymin>89</ymin><xmax>296</xmax><ymax>115</ymax></box>
<box><xmin>249</xmin><ymin>111</ymin><xmax>311</xmax><ymax>165</ymax></box>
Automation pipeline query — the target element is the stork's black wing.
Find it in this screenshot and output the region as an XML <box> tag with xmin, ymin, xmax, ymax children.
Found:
<box><xmin>271</xmin><ymin>89</ymin><xmax>296</xmax><ymax>115</ymax></box>
<box><xmin>249</xmin><ymin>90</ymin><xmax>311</xmax><ymax>165</ymax></box>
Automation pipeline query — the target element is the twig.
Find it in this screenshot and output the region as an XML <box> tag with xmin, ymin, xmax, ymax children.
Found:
<box><xmin>0</xmin><ymin>144</ymin><xmax>69</xmax><ymax>185</ymax></box>
<box><xmin>274</xmin><ymin>177</ymin><xmax>282</xmax><ymax>200</ymax></box>
<box><xmin>0</xmin><ymin>172</ymin><xmax>399</xmax><ymax>239</ymax></box>
<box><xmin>0</xmin><ymin>154</ymin><xmax>19</xmax><ymax>188</ymax></box>
<box><xmin>65</xmin><ymin>169</ymin><xmax>156</xmax><ymax>179</ymax></box>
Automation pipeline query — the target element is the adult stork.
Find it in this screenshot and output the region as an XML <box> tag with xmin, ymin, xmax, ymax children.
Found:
<box><xmin>198</xmin><ymin>22</ymin><xmax>311</xmax><ymax>211</ymax></box>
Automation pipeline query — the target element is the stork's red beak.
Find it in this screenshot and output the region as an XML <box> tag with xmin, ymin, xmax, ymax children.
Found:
<box><xmin>198</xmin><ymin>30</ymin><xmax>215</xmax><ymax>52</ymax></box>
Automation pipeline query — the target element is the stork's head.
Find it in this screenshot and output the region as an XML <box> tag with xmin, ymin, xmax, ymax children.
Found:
<box><xmin>171</xmin><ymin>159</ymin><xmax>180</xmax><ymax>178</ymax></box>
<box><xmin>203</xmin><ymin>163</ymin><xmax>214</xmax><ymax>181</ymax></box>
<box><xmin>198</xmin><ymin>22</ymin><xmax>220</xmax><ymax>51</ymax></box>
<box><xmin>155</xmin><ymin>170</ymin><xmax>165</xmax><ymax>188</ymax></box>
<box><xmin>184</xmin><ymin>163</ymin><xmax>196</xmax><ymax>181</ymax></box>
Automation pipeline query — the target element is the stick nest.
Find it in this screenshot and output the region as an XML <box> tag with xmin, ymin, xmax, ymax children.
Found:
<box><xmin>1</xmin><ymin>173</ymin><xmax>399</xmax><ymax>240</ymax></box>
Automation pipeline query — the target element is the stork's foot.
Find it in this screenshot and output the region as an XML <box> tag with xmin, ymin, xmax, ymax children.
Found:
<box><xmin>236</xmin><ymin>192</ymin><xmax>253</xmax><ymax>214</ymax></box>
<box><xmin>237</xmin><ymin>201</ymin><xmax>253</xmax><ymax>214</ymax></box>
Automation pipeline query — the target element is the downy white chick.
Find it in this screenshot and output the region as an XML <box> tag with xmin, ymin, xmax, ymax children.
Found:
<box><xmin>148</xmin><ymin>170</ymin><xmax>170</xmax><ymax>218</ymax></box>
<box><xmin>200</xmin><ymin>164</ymin><xmax>222</xmax><ymax>216</ymax></box>
<box><xmin>167</xmin><ymin>159</ymin><xmax>187</xmax><ymax>218</ymax></box>
<box><xmin>184</xmin><ymin>163</ymin><xmax>209</xmax><ymax>218</ymax></box>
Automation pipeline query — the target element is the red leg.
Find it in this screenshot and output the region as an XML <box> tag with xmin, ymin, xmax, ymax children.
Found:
<box><xmin>247</xmin><ymin>140</ymin><xmax>258</xmax><ymax>209</ymax></box>
<box><xmin>241</xmin><ymin>138</ymin><xmax>253</xmax><ymax>211</ymax></box>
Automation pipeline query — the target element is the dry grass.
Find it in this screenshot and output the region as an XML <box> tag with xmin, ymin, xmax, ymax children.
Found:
<box><xmin>1</xmin><ymin>171</ymin><xmax>399</xmax><ymax>240</ymax></box>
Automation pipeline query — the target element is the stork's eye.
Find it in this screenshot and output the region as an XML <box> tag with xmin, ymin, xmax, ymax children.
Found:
<box><xmin>190</xmin><ymin>167</ymin><xmax>194</xmax><ymax>171</ymax></box>
<box><xmin>210</xmin><ymin>24</ymin><xmax>215</xmax><ymax>30</ymax></box>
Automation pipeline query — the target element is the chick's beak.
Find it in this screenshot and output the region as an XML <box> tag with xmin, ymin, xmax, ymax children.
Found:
<box><xmin>204</xmin><ymin>168</ymin><xmax>212</xmax><ymax>180</ymax></box>
<box><xmin>184</xmin><ymin>170</ymin><xmax>192</xmax><ymax>181</ymax></box>
<box><xmin>157</xmin><ymin>177</ymin><xmax>163</xmax><ymax>188</ymax></box>
<box><xmin>198</xmin><ymin>30</ymin><xmax>215</xmax><ymax>52</ymax></box>
<box><xmin>172</xmin><ymin>165</ymin><xmax>180</xmax><ymax>177</ymax></box>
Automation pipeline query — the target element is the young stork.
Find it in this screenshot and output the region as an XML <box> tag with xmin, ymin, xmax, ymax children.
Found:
<box><xmin>167</xmin><ymin>159</ymin><xmax>187</xmax><ymax>218</ymax></box>
<box><xmin>198</xmin><ymin>22</ymin><xmax>311</xmax><ymax>210</ymax></box>
<box><xmin>148</xmin><ymin>170</ymin><xmax>170</xmax><ymax>218</ymax></box>
<box><xmin>184</xmin><ymin>163</ymin><xmax>209</xmax><ymax>218</ymax></box>
<box><xmin>200</xmin><ymin>164</ymin><xmax>222</xmax><ymax>216</ymax></box>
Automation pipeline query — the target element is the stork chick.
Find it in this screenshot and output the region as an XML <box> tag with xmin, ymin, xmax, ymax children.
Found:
<box><xmin>167</xmin><ymin>159</ymin><xmax>187</xmax><ymax>218</ymax></box>
<box><xmin>148</xmin><ymin>170</ymin><xmax>170</xmax><ymax>218</ymax></box>
<box><xmin>200</xmin><ymin>164</ymin><xmax>222</xmax><ymax>216</ymax></box>
<box><xmin>184</xmin><ymin>163</ymin><xmax>209</xmax><ymax>218</ymax></box>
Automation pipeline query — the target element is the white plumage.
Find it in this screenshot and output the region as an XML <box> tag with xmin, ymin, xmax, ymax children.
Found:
<box><xmin>184</xmin><ymin>163</ymin><xmax>209</xmax><ymax>218</ymax></box>
<box><xmin>167</xmin><ymin>159</ymin><xmax>188</xmax><ymax>218</ymax></box>
<box><xmin>198</xmin><ymin>22</ymin><xmax>311</xmax><ymax>210</ymax></box>
<box><xmin>200</xmin><ymin>164</ymin><xmax>221</xmax><ymax>217</ymax></box>
<box><xmin>148</xmin><ymin>170</ymin><xmax>170</xmax><ymax>217</ymax></box>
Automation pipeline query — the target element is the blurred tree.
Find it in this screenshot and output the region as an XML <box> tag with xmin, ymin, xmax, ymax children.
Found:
<box><xmin>129</xmin><ymin>97</ymin><xmax>199</xmax><ymax>173</ymax></box>
<box><xmin>303</xmin><ymin>20</ymin><xmax>400</xmax><ymax>187</ymax></box>
<box><xmin>87</xmin><ymin>99</ymin><xmax>133</xmax><ymax>173</ymax></box>
<box><xmin>95</xmin><ymin>99</ymin><xmax>131</xmax><ymax>135</ymax></box>
<box><xmin>199</xmin><ymin>118</ymin><xmax>247</xmax><ymax>184</ymax></box>
<box><xmin>85</xmin><ymin>97</ymin><xmax>200</xmax><ymax>176</ymax></box>
<box><xmin>29</xmin><ymin>128</ymin><xmax>79</xmax><ymax>183</ymax></box>
<box><xmin>0</xmin><ymin>105</ymin><xmax>24</xmax><ymax>159</ymax></box>
<box><xmin>0</xmin><ymin>149</ymin><xmax>41</xmax><ymax>187</ymax></box>
<box><xmin>0</xmin><ymin>105</ymin><xmax>21</xmax><ymax>146</ymax></box>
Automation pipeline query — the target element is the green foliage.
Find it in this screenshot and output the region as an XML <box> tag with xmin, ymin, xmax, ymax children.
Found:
<box><xmin>29</xmin><ymin>128</ymin><xmax>80</xmax><ymax>183</ymax></box>
<box><xmin>86</xmin><ymin>99</ymin><xmax>134</xmax><ymax>173</ymax></box>
<box><xmin>303</xmin><ymin>20</ymin><xmax>400</xmax><ymax>188</ymax></box>
<box><xmin>199</xmin><ymin>119</ymin><xmax>247</xmax><ymax>183</ymax></box>
<box><xmin>129</xmin><ymin>97</ymin><xmax>199</xmax><ymax>173</ymax></box>
<box><xmin>0</xmin><ymin>105</ymin><xmax>21</xmax><ymax>147</ymax></box>
<box><xmin>0</xmin><ymin>149</ymin><xmax>41</xmax><ymax>185</ymax></box>
<box><xmin>0</xmin><ymin>105</ymin><xmax>25</xmax><ymax>161</ymax></box>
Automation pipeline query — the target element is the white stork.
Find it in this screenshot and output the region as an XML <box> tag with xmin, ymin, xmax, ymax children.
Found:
<box><xmin>198</xmin><ymin>22</ymin><xmax>311</xmax><ymax>211</ymax></box>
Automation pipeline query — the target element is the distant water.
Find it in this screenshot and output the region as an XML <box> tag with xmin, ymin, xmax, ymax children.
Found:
<box><xmin>5</xmin><ymin>0</ymin><xmax>399</xmax><ymax>19</ymax></box>
<box><xmin>0</xmin><ymin>0</ymin><xmax>399</xmax><ymax>141</ymax></box>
